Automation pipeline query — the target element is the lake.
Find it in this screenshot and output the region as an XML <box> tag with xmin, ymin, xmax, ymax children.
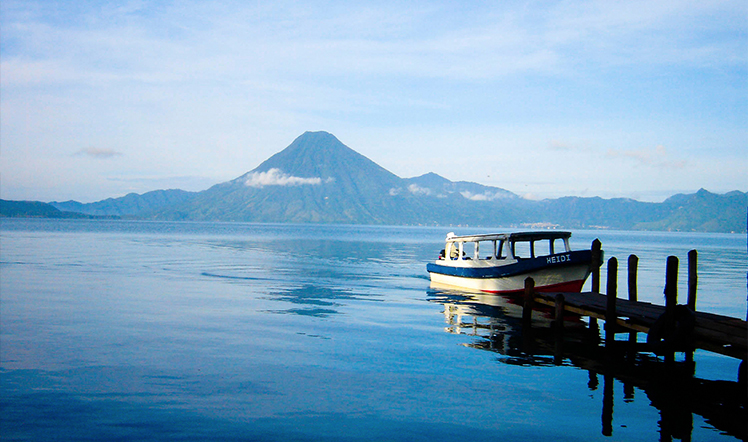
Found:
<box><xmin>1</xmin><ymin>219</ymin><xmax>746</xmax><ymax>441</ymax></box>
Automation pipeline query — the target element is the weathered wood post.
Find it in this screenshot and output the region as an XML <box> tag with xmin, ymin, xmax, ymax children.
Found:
<box><xmin>665</xmin><ymin>256</ymin><xmax>679</xmax><ymax>314</ymax></box>
<box><xmin>687</xmin><ymin>249</ymin><xmax>697</xmax><ymax>312</ymax></box>
<box><xmin>522</xmin><ymin>277</ymin><xmax>536</xmax><ymax>354</ymax></box>
<box><xmin>523</xmin><ymin>277</ymin><xmax>535</xmax><ymax>326</ymax></box>
<box><xmin>628</xmin><ymin>255</ymin><xmax>639</xmax><ymax>348</ymax></box>
<box><xmin>555</xmin><ymin>293</ymin><xmax>566</xmax><ymax>331</ymax></box>
<box><xmin>686</xmin><ymin>250</ymin><xmax>698</xmax><ymax>366</ymax></box>
<box><xmin>664</xmin><ymin>256</ymin><xmax>679</xmax><ymax>363</ymax></box>
<box><xmin>553</xmin><ymin>293</ymin><xmax>566</xmax><ymax>365</ymax></box>
<box><xmin>628</xmin><ymin>255</ymin><xmax>638</xmax><ymax>303</ymax></box>
<box><xmin>590</xmin><ymin>239</ymin><xmax>602</xmax><ymax>332</ymax></box>
<box><xmin>591</xmin><ymin>239</ymin><xmax>602</xmax><ymax>292</ymax></box>
<box><xmin>605</xmin><ymin>257</ymin><xmax>618</xmax><ymax>348</ymax></box>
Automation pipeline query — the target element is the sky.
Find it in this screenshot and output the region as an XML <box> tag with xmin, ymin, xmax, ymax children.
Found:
<box><xmin>1</xmin><ymin>0</ymin><xmax>746</xmax><ymax>203</ymax></box>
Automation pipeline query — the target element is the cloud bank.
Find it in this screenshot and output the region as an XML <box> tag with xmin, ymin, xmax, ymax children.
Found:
<box><xmin>606</xmin><ymin>145</ymin><xmax>687</xmax><ymax>169</ymax></box>
<box><xmin>245</xmin><ymin>168</ymin><xmax>332</xmax><ymax>188</ymax></box>
<box><xmin>74</xmin><ymin>147</ymin><xmax>123</xmax><ymax>159</ymax></box>
<box><xmin>460</xmin><ymin>191</ymin><xmax>514</xmax><ymax>201</ymax></box>
<box><xmin>407</xmin><ymin>184</ymin><xmax>432</xmax><ymax>196</ymax></box>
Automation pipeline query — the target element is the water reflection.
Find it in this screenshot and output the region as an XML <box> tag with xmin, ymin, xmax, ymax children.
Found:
<box><xmin>427</xmin><ymin>286</ymin><xmax>747</xmax><ymax>441</ymax></box>
<box><xmin>264</xmin><ymin>284</ymin><xmax>373</xmax><ymax>317</ymax></box>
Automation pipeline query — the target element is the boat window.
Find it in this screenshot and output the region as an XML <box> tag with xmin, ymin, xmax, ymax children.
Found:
<box><xmin>463</xmin><ymin>242</ymin><xmax>477</xmax><ymax>260</ymax></box>
<box><xmin>497</xmin><ymin>240</ymin><xmax>506</xmax><ymax>259</ymax></box>
<box><xmin>511</xmin><ymin>241</ymin><xmax>532</xmax><ymax>259</ymax></box>
<box><xmin>550</xmin><ymin>238</ymin><xmax>567</xmax><ymax>254</ymax></box>
<box><xmin>534</xmin><ymin>239</ymin><xmax>552</xmax><ymax>257</ymax></box>
<box><xmin>485</xmin><ymin>240</ymin><xmax>498</xmax><ymax>259</ymax></box>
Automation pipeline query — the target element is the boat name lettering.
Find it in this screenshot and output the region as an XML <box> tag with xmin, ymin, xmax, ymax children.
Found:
<box><xmin>547</xmin><ymin>254</ymin><xmax>572</xmax><ymax>264</ymax></box>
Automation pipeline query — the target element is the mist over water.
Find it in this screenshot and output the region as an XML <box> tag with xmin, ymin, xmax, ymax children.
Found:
<box><xmin>1</xmin><ymin>219</ymin><xmax>745</xmax><ymax>441</ymax></box>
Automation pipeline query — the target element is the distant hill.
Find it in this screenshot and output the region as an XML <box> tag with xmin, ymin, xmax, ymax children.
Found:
<box><xmin>0</xmin><ymin>200</ymin><xmax>93</xmax><ymax>219</ymax></box>
<box><xmin>406</xmin><ymin>172</ymin><xmax>517</xmax><ymax>202</ymax></box>
<box><xmin>50</xmin><ymin>189</ymin><xmax>195</xmax><ymax>217</ymax></box>
<box><xmin>534</xmin><ymin>196</ymin><xmax>665</xmax><ymax>230</ymax></box>
<box><xmin>4</xmin><ymin>131</ymin><xmax>745</xmax><ymax>233</ymax></box>
<box><xmin>636</xmin><ymin>189</ymin><xmax>748</xmax><ymax>233</ymax></box>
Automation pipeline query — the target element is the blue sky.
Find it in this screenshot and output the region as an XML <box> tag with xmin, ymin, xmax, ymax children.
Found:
<box><xmin>2</xmin><ymin>0</ymin><xmax>746</xmax><ymax>203</ymax></box>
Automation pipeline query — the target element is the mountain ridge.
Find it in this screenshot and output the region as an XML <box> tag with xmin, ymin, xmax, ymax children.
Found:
<box><xmin>148</xmin><ymin>132</ymin><xmax>439</xmax><ymax>224</ymax></box>
<box><xmin>14</xmin><ymin>131</ymin><xmax>745</xmax><ymax>233</ymax></box>
<box><xmin>50</xmin><ymin>189</ymin><xmax>195</xmax><ymax>217</ymax></box>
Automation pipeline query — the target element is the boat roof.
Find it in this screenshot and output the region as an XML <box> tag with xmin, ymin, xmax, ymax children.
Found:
<box><xmin>445</xmin><ymin>231</ymin><xmax>572</xmax><ymax>242</ymax></box>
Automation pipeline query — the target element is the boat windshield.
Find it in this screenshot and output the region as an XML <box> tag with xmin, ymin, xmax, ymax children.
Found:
<box><xmin>442</xmin><ymin>232</ymin><xmax>571</xmax><ymax>261</ymax></box>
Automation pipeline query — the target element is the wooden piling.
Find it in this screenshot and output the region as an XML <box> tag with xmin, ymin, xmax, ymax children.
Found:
<box><xmin>555</xmin><ymin>293</ymin><xmax>566</xmax><ymax>331</ymax></box>
<box><xmin>591</xmin><ymin>239</ymin><xmax>602</xmax><ymax>293</ymax></box>
<box><xmin>553</xmin><ymin>293</ymin><xmax>565</xmax><ymax>365</ymax></box>
<box><xmin>628</xmin><ymin>255</ymin><xmax>638</xmax><ymax>303</ymax></box>
<box><xmin>606</xmin><ymin>257</ymin><xmax>618</xmax><ymax>325</ymax></box>
<box><xmin>590</xmin><ymin>239</ymin><xmax>602</xmax><ymax>331</ymax></box>
<box><xmin>665</xmin><ymin>256</ymin><xmax>679</xmax><ymax>314</ymax></box>
<box><xmin>553</xmin><ymin>293</ymin><xmax>566</xmax><ymax>365</ymax></box>
<box><xmin>664</xmin><ymin>256</ymin><xmax>679</xmax><ymax>363</ymax></box>
<box><xmin>686</xmin><ymin>250</ymin><xmax>698</xmax><ymax>365</ymax></box>
<box><xmin>627</xmin><ymin>255</ymin><xmax>639</xmax><ymax>349</ymax></box>
<box><xmin>687</xmin><ymin>250</ymin><xmax>697</xmax><ymax>312</ymax></box>
<box><xmin>523</xmin><ymin>277</ymin><xmax>535</xmax><ymax>325</ymax></box>
<box><xmin>606</xmin><ymin>257</ymin><xmax>618</xmax><ymax>346</ymax></box>
<box><xmin>521</xmin><ymin>277</ymin><xmax>536</xmax><ymax>354</ymax></box>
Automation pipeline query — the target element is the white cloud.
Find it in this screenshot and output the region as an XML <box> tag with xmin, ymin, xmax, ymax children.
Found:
<box><xmin>74</xmin><ymin>147</ymin><xmax>123</xmax><ymax>159</ymax></box>
<box><xmin>245</xmin><ymin>168</ymin><xmax>330</xmax><ymax>188</ymax></box>
<box><xmin>407</xmin><ymin>184</ymin><xmax>432</xmax><ymax>196</ymax></box>
<box><xmin>606</xmin><ymin>145</ymin><xmax>687</xmax><ymax>169</ymax></box>
<box><xmin>460</xmin><ymin>190</ymin><xmax>513</xmax><ymax>201</ymax></box>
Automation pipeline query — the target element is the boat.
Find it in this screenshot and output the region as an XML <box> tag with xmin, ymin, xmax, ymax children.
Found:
<box><xmin>427</xmin><ymin>231</ymin><xmax>598</xmax><ymax>294</ymax></box>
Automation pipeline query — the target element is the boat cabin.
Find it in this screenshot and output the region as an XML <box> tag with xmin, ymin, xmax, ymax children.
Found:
<box><xmin>440</xmin><ymin>231</ymin><xmax>573</xmax><ymax>262</ymax></box>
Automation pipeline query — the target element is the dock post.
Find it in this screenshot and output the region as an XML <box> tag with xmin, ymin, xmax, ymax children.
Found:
<box><xmin>590</xmin><ymin>239</ymin><xmax>602</xmax><ymax>332</ymax></box>
<box><xmin>686</xmin><ymin>250</ymin><xmax>698</xmax><ymax>366</ymax></box>
<box><xmin>665</xmin><ymin>256</ymin><xmax>679</xmax><ymax>314</ymax></box>
<box><xmin>523</xmin><ymin>277</ymin><xmax>535</xmax><ymax>326</ymax></box>
<box><xmin>591</xmin><ymin>239</ymin><xmax>602</xmax><ymax>292</ymax></box>
<box><xmin>553</xmin><ymin>293</ymin><xmax>566</xmax><ymax>365</ymax></box>
<box><xmin>605</xmin><ymin>257</ymin><xmax>618</xmax><ymax>347</ymax></box>
<box><xmin>554</xmin><ymin>293</ymin><xmax>566</xmax><ymax>331</ymax></box>
<box><xmin>687</xmin><ymin>250</ymin><xmax>697</xmax><ymax>312</ymax></box>
<box><xmin>628</xmin><ymin>255</ymin><xmax>638</xmax><ymax>303</ymax></box>
<box><xmin>664</xmin><ymin>256</ymin><xmax>679</xmax><ymax>363</ymax></box>
<box><xmin>522</xmin><ymin>277</ymin><xmax>536</xmax><ymax>354</ymax></box>
<box><xmin>627</xmin><ymin>255</ymin><xmax>639</xmax><ymax>355</ymax></box>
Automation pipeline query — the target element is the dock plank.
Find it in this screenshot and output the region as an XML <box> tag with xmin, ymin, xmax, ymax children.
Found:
<box><xmin>531</xmin><ymin>290</ymin><xmax>747</xmax><ymax>359</ymax></box>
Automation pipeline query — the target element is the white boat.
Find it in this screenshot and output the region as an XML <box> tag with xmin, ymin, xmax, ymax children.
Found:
<box><xmin>427</xmin><ymin>231</ymin><xmax>597</xmax><ymax>294</ymax></box>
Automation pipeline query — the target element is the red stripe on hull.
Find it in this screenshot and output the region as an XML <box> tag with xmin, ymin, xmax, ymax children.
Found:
<box><xmin>481</xmin><ymin>279</ymin><xmax>586</xmax><ymax>295</ymax></box>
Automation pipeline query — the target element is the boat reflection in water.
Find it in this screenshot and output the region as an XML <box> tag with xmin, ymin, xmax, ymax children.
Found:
<box><xmin>427</xmin><ymin>284</ymin><xmax>747</xmax><ymax>441</ymax></box>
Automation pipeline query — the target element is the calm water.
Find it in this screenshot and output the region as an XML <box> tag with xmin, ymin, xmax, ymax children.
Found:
<box><xmin>1</xmin><ymin>219</ymin><xmax>746</xmax><ymax>441</ymax></box>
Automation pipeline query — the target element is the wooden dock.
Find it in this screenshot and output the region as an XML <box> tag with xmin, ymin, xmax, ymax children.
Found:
<box><xmin>522</xmin><ymin>242</ymin><xmax>748</xmax><ymax>361</ymax></box>
<box><xmin>531</xmin><ymin>290</ymin><xmax>747</xmax><ymax>359</ymax></box>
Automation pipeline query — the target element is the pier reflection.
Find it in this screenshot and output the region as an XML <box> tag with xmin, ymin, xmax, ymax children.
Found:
<box><xmin>427</xmin><ymin>286</ymin><xmax>747</xmax><ymax>441</ymax></box>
